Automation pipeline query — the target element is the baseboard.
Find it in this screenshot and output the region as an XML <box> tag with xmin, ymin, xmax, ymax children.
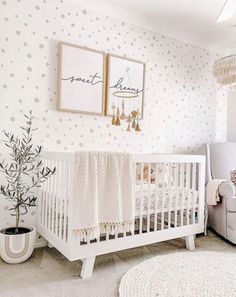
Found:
<box><xmin>34</xmin><ymin>232</ymin><xmax>48</xmax><ymax>248</ymax></box>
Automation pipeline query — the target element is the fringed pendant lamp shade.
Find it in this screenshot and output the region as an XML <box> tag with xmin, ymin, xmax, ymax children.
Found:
<box><xmin>213</xmin><ymin>55</ymin><xmax>236</xmax><ymax>86</ymax></box>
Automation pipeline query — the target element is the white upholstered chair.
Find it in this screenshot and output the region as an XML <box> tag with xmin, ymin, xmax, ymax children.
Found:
<box><xmin>199</xmin><ymin>142</ymin><xmax>236</xmax><ymax>243</ymax></box>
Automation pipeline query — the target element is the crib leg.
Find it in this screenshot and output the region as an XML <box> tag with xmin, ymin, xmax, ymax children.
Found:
<box><xmin>185</xmin><ymin>234</ymin><xmax>195</xmax><ymax>251</ymax></box>
<box><xmin>80</xmin><ymin>256</ymin><xmax>96</xmax><ymax>279</ymax></box>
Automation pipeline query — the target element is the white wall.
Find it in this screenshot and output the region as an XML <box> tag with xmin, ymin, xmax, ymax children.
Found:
<box><xmin>0</xmin><ymin>0</ymin><xmax>225</xmax><ymax>229</ymax></box>
<box><xmin>227</xmin><ymin>91</ymin><xmax>236</xmax><ymax>141</ymax></box>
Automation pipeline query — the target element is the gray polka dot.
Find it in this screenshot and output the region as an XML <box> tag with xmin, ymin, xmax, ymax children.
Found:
<box><xmin>82</xmin><ymin>9</ymin><xmax>87</xmax><ymax>15</ymax></box>
<box><xmin>39</xmin><ymin>44</ymin><xmax>44</xmax><ymax>49</ymax></box>
<box><xmin>34</xmin><ymin>98</ymin><xmax>40</xmax><ymax>103</ymax></box>
<box><xmin>27</xmin><ymin>66</ymin><xmax>32</xmax><ymax>71</ymax></box>
<box><xmin>16</xmin><ymin>30</ymin><xmax>21</xmax><ymax>35</ymax></box>
<box><xmin>10</xmin><ymin>116</ymin><xmax>15</xmax><ymax>122</ymax></box>
<box><xmin>56</xmin><ymin>140</ymin><xmax>61</xmax><ymax>145</ymax></box>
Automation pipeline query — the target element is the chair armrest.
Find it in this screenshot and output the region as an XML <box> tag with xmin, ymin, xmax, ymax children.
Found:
<box><xmin>226</xmin><ymin>197</ymin><xmax>236</xmax><ymax>212</ymax></box>
<box><xmin>219</xmin><ymin>181</ymin><xmax>236</xmax><ymax>198</ymax></box>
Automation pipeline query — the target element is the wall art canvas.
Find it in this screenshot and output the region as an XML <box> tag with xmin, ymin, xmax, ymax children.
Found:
<box><xmin>57</xmin><ymin>42</ymin><xmax>106</xmax><ymax>115</ymax></box>
<box><xmin>106</xmin><ymin>54</ymin><xmax>145</xmax><ymax>120</ymax></box>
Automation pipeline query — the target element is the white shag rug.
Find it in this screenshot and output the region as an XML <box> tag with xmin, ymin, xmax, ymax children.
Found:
<box><xmin>119</xmin><ymin>251</ymin><xmax>236</xmax><ymax>297</ymax></box>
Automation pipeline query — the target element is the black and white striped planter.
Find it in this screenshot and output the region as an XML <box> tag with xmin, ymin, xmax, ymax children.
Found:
<box><xmin>0</xmin><ymin>226</ymin><xmax>36</xmax><ymax>264</ymax></box>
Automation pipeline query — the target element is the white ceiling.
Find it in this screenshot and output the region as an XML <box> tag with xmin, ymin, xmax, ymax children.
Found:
<box><xmin>71</xmin><ymin>0</ymin><xmax>236</xmax><ymax>54</ymax></box>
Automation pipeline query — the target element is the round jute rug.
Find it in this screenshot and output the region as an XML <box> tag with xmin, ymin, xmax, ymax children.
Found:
<box><xmin>119</xmin><ymin>251</ymin><xmax>236</xmax><ymax>297</ymax></box>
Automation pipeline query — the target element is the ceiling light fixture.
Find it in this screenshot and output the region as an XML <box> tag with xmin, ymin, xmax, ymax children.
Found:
<box><xmin>213</xmin><ymin>55</ymin><xmax>236</xmax><ymax>86</ymax></box>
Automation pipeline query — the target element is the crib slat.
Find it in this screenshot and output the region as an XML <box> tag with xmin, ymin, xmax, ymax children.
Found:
<box><xmin>147</xmin><ymin>163</ymin><xmax>151</xmax><ymax>232</ymax></box>
<box><xmin>64</xmin><ymin>160</ymin><xmax>68</xmax><ymax>240</ymax></box>
<box><xmin>174</xmin><ymin>163</ymin><xmax>178</xmax><ymax>227</ymax></box>
<box><xmin>197</xmin><ymin>162</ymin><xmax>204</xmax><ymax>225</ymax></box>
<box><xmin>41</xmin><ymin>166</ymin><xmax>46</xmax><ymax>226</ymax></box>
<box><xmin>106</xmin><ymin>231</ymin><xmax>109</xmax><ymax>241</ymax></box>
<box><xmin>167</xmin><ymin>163</ymin><xmax>172</xmax><ymax>229</ymax></box>
<box><xmin>51</xmin><ymin>160</ymin><xmax>56</xmax><ymax>233</ymax></box>
<box><xmin>59</xmin><ymin>161</ymin><xmax>64</xmax><ymax>239</ymax></box>
<box><xmin>115</xmin><ymin>229</ymin><xmax>119</xmax><ymax>240</ymax></box>
<box><xmin>39</xmin><ymin>183</ymin><xmax>43</xmax><ymax>225</ymax></box>
<box><xmin>48</xmin><ymin>159</ymin><xmax>52</xmax><ymax>230</ymax></box>
<box><xmin>45</xmin><ymin>159</ymin><xmax>50</xmax><ymax>228</ymax></box>
<box><xmin>192</xmin><ymin>163</ymin><xmax>196</xmax><ymax>224</ymax></box>
<box><xmin>43</xmin><ymin>159</ymin><xmax>47</xmax><ymax>227</ymax></box>
<box><xmin>130</xmin><ymin>162</ymin><xmax>136</xmax><ymax>237</ymax></box>
<box><xmin>192</xmin><ymin>163</ymin><xmax>199</xmax><ymax>224</ymax></box>
<box><xmin>55</xmin><ymin>160</ymin><xmax>60</xmax><ymax>236</ymax></box>
<box><xmin>154</xmin><ymin>163</ymin><xmax>158</xmax><ymax>231</ymax></box>
<box><xmin>186</xmin><ymin>163</ymin><xmax>190</xmax><ymax>226</ymax></box>
<box><xmin>139</xmin><ymin>163</ymin><xmax>144</xmax><ymax>234</ymax></box>
<box><xmin>180</xmin><ymin>163</ymin><xmax>184</xmax><ymax>226</ymax></box>
<box><xmin>63</xmin><ymin>161</ymin><xmax>68</xmax><ymax>241</ymax></box>
<box><xmin>161</xmin><ymin>163</ymin><xmax>165</xmax><ymax>230</ymax></box>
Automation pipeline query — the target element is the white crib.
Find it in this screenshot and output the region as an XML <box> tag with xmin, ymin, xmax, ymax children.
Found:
<box><xmin>37</xmin><ymin>152</ymin><xmax>205</xmax><ymax>279</ymax></box>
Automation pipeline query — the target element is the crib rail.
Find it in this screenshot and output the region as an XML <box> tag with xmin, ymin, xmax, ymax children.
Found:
<box><xmin>133</xmin><ymin>154</ymin><xmax>204</xmax><ymax>235</ymax></box>
<box><xmin>37</xmin><ymin>152</ymin><xmax>74</xmax><ymax>256</ymax></box>
<box><xmin>37</xmin><ymin>152</ymin><xmax>205</xmax><ymax>261</ymax></box>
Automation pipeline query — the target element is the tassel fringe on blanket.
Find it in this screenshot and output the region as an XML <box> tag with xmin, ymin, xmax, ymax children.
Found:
<box><xmin>74</xmin><ymin>221</ymin><xmax>135</xmax><ymax>242</ymax></box>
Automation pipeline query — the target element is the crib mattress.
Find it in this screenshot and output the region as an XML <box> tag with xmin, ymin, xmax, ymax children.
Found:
<box><xmin>135</xmin><ymin>185</ymin><xmax>198</xmax><ymax>214</ymax></box>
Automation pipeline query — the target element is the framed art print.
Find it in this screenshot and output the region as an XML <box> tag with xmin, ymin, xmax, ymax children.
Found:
<box><xmin>106</xmin><ymin>54</ymin><xmax>145</xmax><ymax>119</ymax></box>
<box><xmin>57</xmin><ymin>42</ymin><xmax>106</xmax><ymax>115</ymax></box>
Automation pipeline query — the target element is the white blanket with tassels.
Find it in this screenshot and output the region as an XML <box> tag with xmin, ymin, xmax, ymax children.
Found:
<box><xmin>72</xmin><ymin>151</ymin><xmax>134</xmax><ymax>242</ymax></box>
<box><xmin>206</xmin><ymin>179</ymin><xmax>225</xmax><ymax>206</ymax></box>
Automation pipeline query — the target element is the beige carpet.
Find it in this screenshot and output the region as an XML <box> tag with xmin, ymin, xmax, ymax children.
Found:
<box><xmin>119</xmin><ymin>251</ymin><xmax>236</xmax><ymax>297</ymax></box>
<box><xmin>0</xmin><ymin>231</ymin><xmax>235</xmax><ymax>297</ymax></box>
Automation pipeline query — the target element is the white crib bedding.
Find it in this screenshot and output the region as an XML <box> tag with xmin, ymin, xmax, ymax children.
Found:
<box><xmin>135</xmin><ymin>185</ymin><xmax>198</xmax><ymax>214</ymax></box>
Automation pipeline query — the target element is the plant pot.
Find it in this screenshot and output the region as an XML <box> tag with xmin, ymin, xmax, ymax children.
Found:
<box><xmin>0</xmin><ymin>226</ymin><xmax>36</xmax><ymax>264</ymax></box>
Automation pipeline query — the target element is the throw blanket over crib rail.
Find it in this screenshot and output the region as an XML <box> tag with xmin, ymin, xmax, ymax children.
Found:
<box><xmin>73</xmin><ymin>151</ymin><xmax>134</xmax><ymax>242</ymax></box>
<box><xmin>37</xmin><ymin>152</ymin><xmax>205</xmax><ymax>279</ymax></box>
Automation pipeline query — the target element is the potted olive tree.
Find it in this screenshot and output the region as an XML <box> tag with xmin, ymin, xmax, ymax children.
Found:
<box><xmin>0</xmin><ymin>112</ymin><xmax>55</xmax><ymax>264</ymax></box>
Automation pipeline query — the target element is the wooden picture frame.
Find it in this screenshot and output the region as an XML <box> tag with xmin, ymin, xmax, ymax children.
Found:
<box><xmin>105</xmin><ymin>54</ymin><xmax>145</xmax><ymax>119</ymax></box>
<box><xmin>57</xmin><ymin>42</ymin><xmax>106</xmax><ymax>115</ymax></box>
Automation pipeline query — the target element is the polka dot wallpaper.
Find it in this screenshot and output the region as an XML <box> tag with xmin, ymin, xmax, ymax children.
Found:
<box><xmin>0</xmin><ymin>0</ymin><xmax>226</xmax><ymax>228</ymax></box>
